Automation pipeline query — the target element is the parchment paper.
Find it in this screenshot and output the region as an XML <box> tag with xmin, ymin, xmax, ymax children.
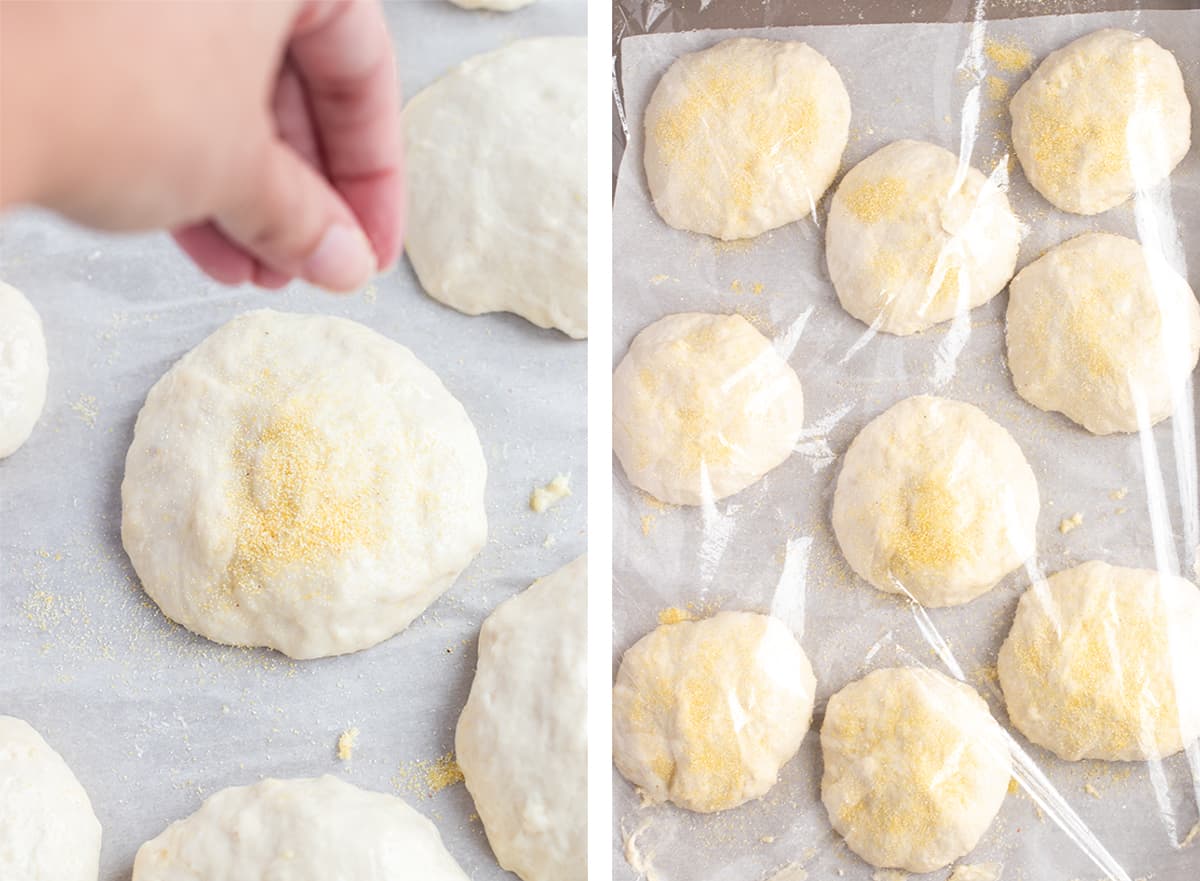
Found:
<box><xmin>613</xmin><ymin>9</ymin><xmax>1199</xmax><ymax>881</ymax></box>
<box><xmin>0</xmin><ymin>1</ymin><xmax>585</xmax><ymax>878</ymax></box>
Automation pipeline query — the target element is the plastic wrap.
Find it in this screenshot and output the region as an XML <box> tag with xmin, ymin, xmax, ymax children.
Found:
<box><xmin>612</xmin><ymin>6</ymin><xmax>1199</xmax><ymax>881</ymax></box>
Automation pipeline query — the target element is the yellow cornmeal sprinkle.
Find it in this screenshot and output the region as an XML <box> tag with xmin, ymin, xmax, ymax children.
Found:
<box><xmin>985</xmin><ymin>75</ymin><xmax>1009</xmax><ymax>102</ymax></box>
<box><xmin>845</xmin><ymin>176</ymin><xmax>907</xmax><ymax>223</ymax></box>
<box><xmin>933</xmin><ymin>265</ymin><xmax>962</xmax><ymax>308</ymax></box>
<box><xmin>889</xmin><ymin>475</ymin><xmax>974</xmax><ymax>572</ymax></box>
<box><xmin>1064</xmin><ymin>280</ymin><xmax>1127</xmax><ymax>381</ymax></box>
<box><xmin>658</xmin><ymin>606</ymin><xmax>694</xmax><ymax>625</ymax></box>
<box><xmin>337</xmin><ymin>727</ymin><xmax>359</xmax><ymax>761</ymax></box>
<box><xmin>393</xmin><ymin>751</ymin><xmax>464</xmax><ymax>798</ymax></box>
<box><xmin>984</xmin><ymin>37</ymin><xmax>1033</xmax><ymax>72</ymax></box>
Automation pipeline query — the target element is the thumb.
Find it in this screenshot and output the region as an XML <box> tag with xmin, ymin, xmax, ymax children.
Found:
<box><xmin>214</xmin><ymin>136</ymin><xmax>376</xmax><ymax>293</ymax></box>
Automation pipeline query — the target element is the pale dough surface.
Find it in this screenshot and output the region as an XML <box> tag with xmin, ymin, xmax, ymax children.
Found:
<box><xmin>121</xmin><ymin>310</ymin><xmax>487</xmax><ymax>660</ymax></box>
<box><xmin>643</xmin><ymin>37</ymin><xmax>851</xmax><ymax>240</ymax></box>
<box><xmin>832</xmin><ymin>395</ymin><xmax>1039</xmax><ymax>606</ymax></box>
<box><xmin>0</xmin><ymin>282</ymin><xmax>48</xmax><ymax>459</ymax></box>
<box><xmin>821</xmin><ymin>668</ymin><xmax>1011</xmax><ymax>873</ymax></box>
<box><xmin>998</xmin><ymin>560</ymin><xmax>1200</xmax><ymax>761</ymax></box>
<box><xmin>456</xmin><ymin>555</ymin><xmax>587</xmax><ymax>881</ymax></box>
<box><xmin>405</xmin><ymin>37</ymin><xmax>586</xmax><ymax>338</ymax></box>
<box><xmin>0</xmin><ymin>716</ymin><xmax>101</xmax><ymax>881</ymax></box>
<box><xmin>1006</xmin><ymin>232</ymin><xmax>1200</xmax><ymax>435</ymax></box>
<box><xmin>612</xmin><ymin>611</ymin><xmax>817</xmax><ymax>813</ymax></box>
<box><xmin>1010</xmin><ymin>28</ymin><xmax>1191</xmax><ymax>215</ymax></box>
<box><xmin>612</xmin><ymin>312</ymin><xmax>804</xmax><ymax>506</ymax></box>
<box><xmin>132</xmin><ymin>775</ymin><xmax>468</xmax><ymax>880</ymax></box>
<box><xmin>826</xmin><ymin>140</ymin><xmax>1020</xmax><ymax>335</ymax></box>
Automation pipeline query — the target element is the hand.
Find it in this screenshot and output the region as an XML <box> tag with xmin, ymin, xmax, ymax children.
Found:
<box><xmin>0</xmin><ymin>0</ymin><xmax>404</xmax><ymax>293</ymax></box>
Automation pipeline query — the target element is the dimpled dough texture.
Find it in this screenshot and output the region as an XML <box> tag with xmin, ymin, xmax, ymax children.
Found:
<box><xmin>456</xmin><ymin>555</ymin><xmax>587</xmax><ymax>881</ymax></box>
<box><xmin>999</xmin><ymin>561</ymin><xmax>1200</xmax><ymax>761</ymax></box>
<box><xmin>826</xmin><ymin>140</ymin><xmax>1020</xmax><ymax>335</ymax></box>
<box><xmin>405</xmin><ymin>37</ymin><xmax>586</xmax><ymax>338</ymax></box>
<box><xmin>612</xmin><ymin>611</ymin><xmax>817</xmax><ymax>813</ymax></box>
<box><xmin>132</xmin><ymin>776</ymin><xmax>469</xmax><ymax>880</ymax></box>
<box><xmin>121</xmin><ymin>310</ymin><xmax>487</xmax><ymax>659</ymax></box>
<box><xmin>832</xmin><ymin>396</ymin><xmax>1039</xmax><ymax>607</ymax></box>
<box><xmin>644</xmin><ymin>37</ymin><xmax>851</xmax><ymax>240</ymax></box>
<box><xmin>1011</xmin><ymin>28</ymin><xmax>1191</xmax><ymax>215</ymax></box>
<box><xmin>0</xmin><ymin>716</ymin><xmax>101</xmax><ymax>881</ymax></box>
<box><xmin>1006</xmin><ymin>233</ymin><xmax>1200</xmax><ymax>435</ymax></box>
<box><xmin>612</xmin><ymin>313</ymin><xmax>804</xmax><ymax>506</ymax></box>
<box><xmin>821</xmin><ymin>668</ymin><xmax>1011</xmax><ymax>873</ymax></box>
<box><xmin>0</xmin><ymin>281</ymin><xmax>49</xmax><ymax>458</ymax></box>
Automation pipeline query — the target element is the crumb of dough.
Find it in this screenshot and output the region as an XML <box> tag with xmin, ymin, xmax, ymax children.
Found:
<box><xmin>657</xmin><ymin>606</ymin><xmax>694</xmax><ymax>625</ymax></box>
<box><xmin>1008</xmin><ymin>777</ymin><xmax>1019</xmax><ymax>795</ymax></box>
<box><xmin>1110</xmin><ymin>487</ymin><xmax>1128</xmax><ymax>500</ymax></box>
<box><xmin>530</xmin><ymin>474</ymin><xmax>571</xmax><ymax>512</ymax></box>
<box><xmin>543</xmin><ymin>534</ymin><xmax>556</xmax><ymax>548</ymax></box>
<box><xmin>337</xmin><ymin>727</ymin><xmax>359</xmax><ymax>761</ymax></box>
<box><xmin>761</xmin><ymin>835</ymin><xmax>776</xmax><ymax>844</ymax></box>
<box><xmin>1084</xmin><ymin>782</ymin><xmax>1102</xmax><ymax>799</ymax></box>
<box><xmin>623</xmin><ymin>818</ymin><xmax>660</xmax><ymax>880</ymax></box>
<box><xmin>1059</xmin><ymin>513</ymin><xmax>1083</xmax><ymax>534</ymax></box>
<box><xmin>767</xmin><ymin>864</ymin><xmax>807</xmax><ymax>881</ymax></box>
<box><xmin>641</xmin><ymin>514</ymin><xmax>656</xmax><ymax>536</ymax></box>
<box><xmin>984</xmin><ymin>37</ymin><xmax>1033</xmax><ymax>72</ymax></box>
<box><xmin>948</xmin><ymin>863</ymin><xmax>1002</xmax><ymax>881</ymax></box>
<box><xmin>650</xmin><ymin>274</ymin><xmax>670</xmax><ymax>285</ymax></box>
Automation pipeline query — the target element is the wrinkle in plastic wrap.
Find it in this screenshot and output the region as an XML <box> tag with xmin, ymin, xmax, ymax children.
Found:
<box><xmin>613</xmin><ymin>9</ymin><xmax>1199</xmax><ymax>881</ymax></box>
<box><xmin>0</xmin><ymin>1</ymin><xmax>585</xmax><ymax>878</ymax></box>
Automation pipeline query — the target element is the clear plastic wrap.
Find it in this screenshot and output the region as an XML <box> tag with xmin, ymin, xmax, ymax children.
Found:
<box><xmin>612</xmin><ymin>5</ymin><xmax>1200</xmax><ymax>880</ymax></box>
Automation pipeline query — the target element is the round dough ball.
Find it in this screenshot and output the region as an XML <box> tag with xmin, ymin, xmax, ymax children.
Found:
<box><xmin>121</xmin><ymin>310</ymin><xmax>487</xmax><ymax>659</ymax></box>
<box><xmin>821</xmin><ymin>668</ymin><xmax>1011</xmax><ymax>873</ymax></box>
<box><xmin>1006</xmin><ymin>232</ymin><xmax>1200</xmax><ymax>435</ymax></box>
<box><xmin>832</xmin><ymin>395</ymin><xmax>1039</xmax><ymax>607</ymax></box>
<box><xmin>643</xmin><ymin>37</ymin><xmax>851</xmax><ymax>240</ymax></box>
<box><xmin>457</xmin><ymin>555</ymin><xmax>586</xmax><ymax>881</ymax></box>
<box><xmin>612</xmin><ymin>610</ymin><xmax>817</xmax><ymax>813</ymax></box>
<box><xmin>405</xmin><ymin>37</ymin><xmax>586</xmax><ymax>338</ymax></box>
<box><xmin>0</xmin><ymin>716</ymin><xmax>101</xmax><ymax>881</ymax></box>
<box><xmin>1010</xmin><ymin>28</ymin><xmax>1191</xmax><ymax>215</ymax></box>
<box><xmin>0</xmin><ymin>281</ymin><xmax>49</xmax><ymax>459</ymax></box>
<box><xmin>998</xmin><ymin>561</ymin><xmax>1200</xmax><ymax>761</ymax></box>
<box><xmin>447</xmin><ymin>0</ymin><xmax>535</xmax><ymax>10</ymax></box>
<box><xmin>132</xmin><ymin>775</ymin><xmax>468</xmax><ymax>879</ymax></box>
<box><xmin>826</xmin><ymin>140</ymin><xmax>1020</xmax><ymax>335</ymax></box>
<box><xmin>613</xmin><ymin>312</ymin><xmax>804</xmax><ymax>506</ymax></box>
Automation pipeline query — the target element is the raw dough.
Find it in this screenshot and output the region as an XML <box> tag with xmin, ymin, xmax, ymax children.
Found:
<box><xmin>447</xmin><ymin>0</ymin><xmax>535</xmax><ymax>10</ymax></box>
<box><xmin>998</xmin><ymin>560</ymin><xmax>1200</xmax><ymax>761</ymax></box>
<box><xmin>457</xmin><ymin>555</ymin><xmax>587</xmax><ymax>881</ymax></box>
<box><xmin>132</xmin><ymin>775</ymin><xmax>468</xmax><ymax>879</ymax></box>
<box><xmin>1010</xmin><ymin>28</ymin><xmax>1191</xmax><ymax>215</ymax></box>
<box><xmin>0</xmin><ymin>716</ymin><xmax>101</xmax><ymax>881</ymax></box>
<box><xmin>0</xmin><ymin>281</ymin><xmax>49</xmax><ymax>458</ymax></box>
<box><xmin>643</xmin><ymin>37</ymin><xmax>851</xmax><ymax>240</ymax></box>
<box><xmin>405</xmin><ymin>37</ymin><xmax>586</xmax><ymax>338</ymax></box>
<box><xmin>821</xmin><ymin>668</ymin><xmax>1011</xmax><ymax>873</ymax></box>
<box><xmin>826</xmin><ymin>140</ymin><xmax>1020</xmax><ymax>335</ymax></box>
<box><xmin>121</xmin><ymin>310</ymin><xmax>487</xmax><ymax>659</ymax></box>
<box><xmin>1006</xmin><ymin>232</ymin><xmax>1200</xmax><ymax>435</ymax></box>
<box><xmin>832</xmin><ymin>395</ymin><xmax>1039</xmax><ymax>606</ymax></box>
<box><xmin>612</xmin><ymin>312</ymin><xmax>804</xmax><ymax>506</ymax></box>
<box><xmin>612</xmin><ymin>610</ymin><xmax>817</xmax><ymax>813</ymax></box>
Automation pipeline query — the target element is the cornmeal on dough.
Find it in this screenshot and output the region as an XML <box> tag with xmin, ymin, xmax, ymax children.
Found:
<box><xmin>832</xmin><ymin>395</ymin><xmax>1039</xmax><ymax>606</ymax></box>
<box><xmin>0</xmin><ymin>716</ymin><xmax>101</xmax><ymax>881</ymax></box>
<box><xmin>1010</xmin><ymin>28</ymin><xmax>1191</xmax><ymax>215</ymax></box>
<box><xmin>821</xmin><ymin>668</ymin><xmax>1011</xmax><ymax>873</ymax></box>
<box><xmin>612</xmin><ymin>611</ymin><xmax>817</xmax><ymax>813</ymax></box>
<box><xmin>643</xmin><ymin>37</ymin><xmax>851</xmax><ymax>240</ymax></box>
<box><xmin>132</xmin><ymin>776</ymin><xmax>468</xmax><ymax>880</ymax></box>
<box><xmin>121</xmin><ymin>310</ymin><xmax>487</xmax><ymax>660</ymax></box>
<box><xmin>612</xmin><ymin>312</ymin><xmax>804</xmax><ymax>506</ymax></box>
<box><xmin>826</xmin><ymin>140</ymin><xmax>1020</xmax><ymax>335</ymax></box>
<box><xmin>0</xmin><ymin>281</ymin><xmax>49</xmax><ymax>459</ymax></box>
<box><xmin>998</xmin><ymin>560</ymin><xmax>1200</xmax><ymax>761</ymax></box>
<box><xmin>1006</xmin><ymin>232</ymin><xmax>1200</xmax><ymax>435</ymax></box>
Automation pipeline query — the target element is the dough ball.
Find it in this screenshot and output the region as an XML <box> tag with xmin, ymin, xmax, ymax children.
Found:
<box><xmin>998</xmin><ymin>560</ymin><xmax>1200</xmax><ymax>761</ymax></box>
<box><xmin>612</xmin><ymin>610</ymin><xmax>816</xmax><ymax>813</ymax></box>
<box><xmin>821</xmin><ymin>668</ymin><xmax>1011</xmax><ymax>873</ymax></box>
<box><xmin>405</xmin><ymin>37</ymin><xmax>586</xmax><ymax>338</ymax></box>
<box><xmin>826</xmin><ymin>140</ymin><xmax>1020</xmax><ymax>336</ymax></box>
<box><xmin>1006</xmin><ymin>232</ymin><xmax>1200</xmax><ymax>435</ymax></box>
<box><xmin>643</xmin><ymin>37</ymin><xmax>851</xmax><ymax>240</ymax></box>
<box><xmin>132</xmin><ymin>775</ymin><xmax>468</xmax><ymax>879</ymax></box>
<box><xmin>457</xmin><ymin>555</ymin><xmax>586</xmax><ymax>881</ymax></box>
<box><xmin>0</xmin><ymin>281</ymin><xmax>49</xmax><ymax>459</ymax></box>
<box><xmin>613</xmin><ymin>312</ymin><xmax>804</xmax><ymax>506</ymax></box>
<box><xmin>447</xmin><ymin>0</ymin><xmax>535</xmax><ymax>10</ymax></box>
<box><xmin>1010</xmin><ymin>28</ymin><xmax>1191</xmax><ymax>215</ymax></box>
<box><xmin>121</xmin><ymin>310</ymin><xmax>487</xmax><ymax>659</ymax></box>
<box><xmin>0</xmin><ymin>716</ymin><xmax>101</xmax><ymax>881</ymax></box>
<box><xmin>832</xmin><ymin>395</ymin><xmax>1039</xmax><ymax>607</ymax></box>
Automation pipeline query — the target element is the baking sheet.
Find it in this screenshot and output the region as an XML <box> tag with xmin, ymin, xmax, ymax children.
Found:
<box><xmin>0</xmin><ymin>1</ymin><xmax>585</xmax><ymax>877</ymax></box>
<box><xmin>612</xmin><ymin>9</ymin><xmax>1199</xmax><ymax>881</ymax></box>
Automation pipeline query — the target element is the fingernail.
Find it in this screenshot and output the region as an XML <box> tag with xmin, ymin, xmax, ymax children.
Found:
<box><xmin>302</xmin><ymin>224</ymin><xmax>376</xmax><ymax>293</ymax></box>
